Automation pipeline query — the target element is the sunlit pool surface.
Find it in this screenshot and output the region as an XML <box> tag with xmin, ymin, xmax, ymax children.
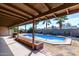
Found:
<box><xmin>23</xmin><ymin>34</ymin><xmax>65</xmax><ymax>42</ymax></box>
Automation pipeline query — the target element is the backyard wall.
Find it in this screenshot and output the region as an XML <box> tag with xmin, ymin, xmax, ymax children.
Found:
<box><xmin>0</xmin><ymin>26</ymin><xmax>10</xmax><ymax>36</ymax></box>
<box><xmin>42</xmin><ymin>29</ymin><xmax>70</xmax><ymax>35</ymax></box>
<box><xmin>70</xmin><ymin>29</ymin><xmax>79</xmax><ymax>37</ymax></box>
<box><xmin>36</xmin><ymin>29</ymin><xmax>79</xmax><ymax>37</ymax></box>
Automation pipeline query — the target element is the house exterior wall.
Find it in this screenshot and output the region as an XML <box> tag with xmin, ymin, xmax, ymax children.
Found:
<box><xmin>0</xmin><ymin>26</ymin><xmax>10</xmax><ymax>36</ymax></box>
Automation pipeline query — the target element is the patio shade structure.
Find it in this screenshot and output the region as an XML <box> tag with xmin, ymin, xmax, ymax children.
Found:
<box><xmin>0</xmin><ymin>3</ymin><xmax>79</xmax><ymax>27</ymax></box>
<box><xmin>0</xmin><ymin>3</ymin><xmax>79</xmax><ymax>49</ymax></box>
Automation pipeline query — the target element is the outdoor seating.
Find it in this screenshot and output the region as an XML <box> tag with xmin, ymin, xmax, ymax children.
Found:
<box><xmin>15</xmin><ymin>36</ymin><xmax>44</xmax><ymax>50</ymax></box>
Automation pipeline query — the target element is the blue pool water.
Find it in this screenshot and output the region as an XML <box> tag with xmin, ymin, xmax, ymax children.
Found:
<box><xmin>24</xmin><ymin>34</ymin><xmax>65</xmax><ymax>42</ymax></box>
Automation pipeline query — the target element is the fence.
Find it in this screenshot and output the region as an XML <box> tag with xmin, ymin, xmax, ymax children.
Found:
<box><xmin>36</xmin><ymin>29</ymin><xmax>79</xmax><ymax>37</ymax></box>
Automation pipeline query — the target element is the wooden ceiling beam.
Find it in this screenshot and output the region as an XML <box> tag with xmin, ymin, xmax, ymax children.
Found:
<box><xmin>24</xmin><ymin>4</ymin><xmax>42</xmax><ymax>15</ymax></box>
<box><xmin>65</xmin><ymin>9</ymin><xmax>69</xmax><ymax>15</ymax></box>
<box><xmin>6</xmin><ymin>4</ymin><xmax>34</xmax><ymax>18</ymax></box>
<box><xmin>7</xmin><ymin>3</ymin><xmax>78</xmax><ymax>27</ymax></box>
<box><xmin>0</xmin><ymin>4</ymin><xmax>31</xmax><ymax>19</ymax></box>
<box><xmin>0</xmin><ymin>19</ymin><xmax>16</xmax><ymax>27</ymax></box>
<box><xmin>52</xmin><ymin>13</ymin><xmax>57</xmax><ymax>18</ymax></box>
<box><xmin>31</xmin><ymin>3</ymin><xmax>78</xmax><ymax>20</ymax></box>
<box><xmin>0</xmin><ymin>13</ymin><xmax>25</xmax><ymax>27</ymax></box>
<box><xmin>0</xmin><ymin>9</ymin><xmax>28</xmax><ymax>21</ymax></box>
<box><xmin>9</xmin><ymin>20</ymin><xmax>25</xmax><ymax>27</ymax></box>
<box><xmin>44</xmin><ymin>3</ymin><xmax>51</xmax><ymax>10</ymax></box>
<box><xmin>8</xmin><ymin>21</ymin><xmax>23</xmax><ymax>27</ymax></box>
<box><xmin>0</xmin><ymin>12</ymin><xmax>25</xmax><ymax>21</ymax></box>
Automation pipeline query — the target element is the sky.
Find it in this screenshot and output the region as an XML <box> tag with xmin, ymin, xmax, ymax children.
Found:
<box><xmin>19</xmin><ymin>12</ymin><xmax>79</xmax><ymax>30</ymax></box>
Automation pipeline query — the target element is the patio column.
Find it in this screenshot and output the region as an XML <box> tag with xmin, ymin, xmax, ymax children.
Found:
<box><xmin>8</xmin><ymin>27</ymin><xmax>10</xmax><ymax>36</ymax></box>
<box><xmin>8</xmin><ymin>27</ymin><xmax>12</xmax><ymax>36</ymax></box>
<box><xmin>17</xmin><ymin>26</ymin><xmax>19</xmax><ymax>38</ymax></box>
<box><xmin>17</xmin><ymin>26</ymin><xmax>19</xmax><ymax>33</ymax></box>
<box><xmin>32</xmin><ymin>19</ymin><xmax>35</xmax><ymax>50</ymax></box>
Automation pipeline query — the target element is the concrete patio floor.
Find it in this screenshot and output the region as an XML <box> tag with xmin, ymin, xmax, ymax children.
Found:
<box><xmin>1</xmin><ymin>36</ymin><xmax>79</xmax><ymax>56</ymax></box>
<box><xmin>1</xmin><ymin>36</ymin><xmax>46</xmax><ymax>56</ymax></box>
<box><xmin>41</xmin><ymin>38</ymin><xmax>79</xmax><ymax>56</ymax></box>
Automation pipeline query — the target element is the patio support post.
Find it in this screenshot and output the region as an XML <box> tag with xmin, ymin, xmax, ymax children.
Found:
<box><xmin>66</xmin><ymin>9</ymin><xmax>69</xmax><ymax>15</ymax></box>
<box><xmin>32</xmin><ymin>19</ymin><xmax>35</xmax><ymax>50</ymax></box>
<box><xmin>17</xmin><ymin>26</ymin><xmax>18</xmax><ymax>33</ymax></box>
<box><xmin>8</xmin><ymin>27</ymin><xmax>10</xmax><ymax>36</ymax></box>
<box><xmin>17</xmin><ymin>26</ymin><xmax>19</xmax><ymax>38</ymax></box>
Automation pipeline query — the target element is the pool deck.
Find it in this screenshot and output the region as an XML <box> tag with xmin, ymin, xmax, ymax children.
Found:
<box><xmin>1</xmin><ymin>36</ymin><xmax>79</xmax><ymax>56</ymax></box>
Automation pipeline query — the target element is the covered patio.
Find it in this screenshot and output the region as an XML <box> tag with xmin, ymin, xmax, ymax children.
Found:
<box><xmin>0</xmin><ymin>3</ymin><xmax>79</xmax><ymax>56</ymax></box>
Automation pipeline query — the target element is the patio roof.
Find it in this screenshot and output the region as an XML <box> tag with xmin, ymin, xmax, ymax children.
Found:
<box><xmin>0</xmin><ymin>3</ymin><xmax>79</xmax><ymax>27</ymax></box>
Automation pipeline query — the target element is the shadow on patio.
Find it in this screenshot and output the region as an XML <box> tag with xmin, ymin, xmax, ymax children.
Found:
<box><xmin>0</xmin><ymin>37</ymin><xmax>13</xmax><ymax>56</ymax></box>
<box><xmin>0</xmin><ymin>36</ymin><xmax>45</xmax><ymax>56</ymax></box>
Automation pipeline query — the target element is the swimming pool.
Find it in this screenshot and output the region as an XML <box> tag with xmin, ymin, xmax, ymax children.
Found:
<box><xmin>23</xmin><ymin>34</ymin><xmax>65</xmax><ymax>42</ymax></box>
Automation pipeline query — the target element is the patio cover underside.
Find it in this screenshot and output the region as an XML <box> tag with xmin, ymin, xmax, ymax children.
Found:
<box><xmin>0</xmin><ymin>3</ymin><xmax>79</xmax><ymax>27</ymax></box>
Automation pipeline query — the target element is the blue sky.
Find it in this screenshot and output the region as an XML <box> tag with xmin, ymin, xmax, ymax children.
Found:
<box><xmin>19</xmin><ymin>12</ymin><xmax>79</xmax><ymax>30</ymax></box>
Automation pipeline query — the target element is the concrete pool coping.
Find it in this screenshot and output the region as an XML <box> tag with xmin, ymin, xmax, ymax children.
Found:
<box><xmin>19</xmin><ymin>33</ymin><xmax>72</xmax><ymax>45</ymax></box>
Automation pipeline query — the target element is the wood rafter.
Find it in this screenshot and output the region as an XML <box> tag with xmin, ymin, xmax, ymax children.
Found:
<box><xmin>44</xmin><ymin>3</ymin><xmax>51</xmax><ymax>10</ymax></box>
<box><xmin>52</xmin><ymin>13</ymin><xmax>57</xmax><ymax>18</ymax></box>
<box><xmin>0</xmin><ymin>9</ymin><xmax>27</xmax><ymax>21</ymax></box>
<box><xmin>10</xmin><ymin>3</ymin><xmax>78</xmax><ymax>27</ymax></box>
<box><xmin>9</xmin><ymin>20</ymin><xmax>25</xmax><ymax>27</ymax></box>
<box><xmin>0</xmin><ymin>12</ymin><xmax>25</xmax><ymax>22</ymax></box>
<box><xmin>65</xmin><ymin>9</ymin><xmax>69</xmax><ymax>15</ymax></box>
<box><xmin>31</xmin><ymin>3</ymin><xmax>77</xmax><ymax>20</ymax></box>
<box><xmin>10</xmin><ymin>4</ymin><xmax>78</xmax><ymax>27</ymax></box>
<box><xmin>0</xmin><ymin>4</ymin><xmax>30</xmax><ymax>19</ymax></box>
<box><xmin>0</xmin><ymin>3</ymin><xmax>78</xmax><ymax>27</ymax></box>
<box><xmin>6</xmin><ymin>3</ymin><xmax>34</xmax><ymax>17</ymax></box>
<box><xmin>24</xmin><ymin>4</ymin><xmax>42</xmax><ymax>15</ymax></box>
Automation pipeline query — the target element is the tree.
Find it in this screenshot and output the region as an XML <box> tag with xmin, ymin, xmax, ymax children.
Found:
<box><xmin>65</xmin><ymin>23</ymin><xmax>71</xmax><ymax>28</ymax></box>
<box><xmin>35</xmin><ymin>21</ymin><xmax>40</xmax><ymax>30</ymax></box>
<box><xmin>42</xmin><ymin>19</ymin><xmax>51</xmax><ymax>29</ymax></box>
<box><xmin>27</xmin><ymin>27</ymin><xmax>33</xmax><ymax>33</ymax></box>
<box><xmin>54</xmin><ymin>15</ymin><xmax>68</xmax><ymax>29</ymax></box>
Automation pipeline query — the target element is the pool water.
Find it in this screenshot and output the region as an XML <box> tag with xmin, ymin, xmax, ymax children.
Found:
<box><xmin>23</xmin><ymin>34</ymin><xmax>65</xmax><ymax>42</ymax></box>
